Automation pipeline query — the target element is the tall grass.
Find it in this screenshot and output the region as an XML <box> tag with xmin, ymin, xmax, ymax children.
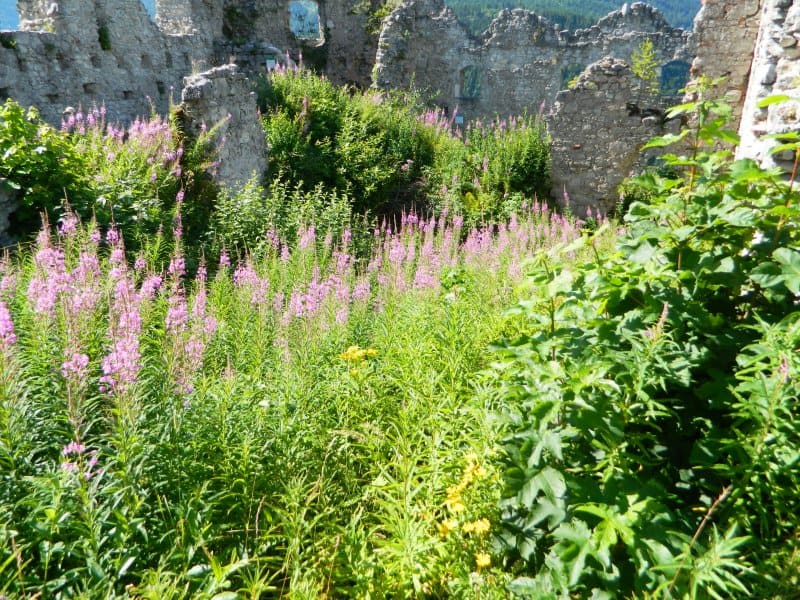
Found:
<box><xmin>0</xmin><ymin>203</ymin><xmax>602</xmax><ymax>597</ymax></box>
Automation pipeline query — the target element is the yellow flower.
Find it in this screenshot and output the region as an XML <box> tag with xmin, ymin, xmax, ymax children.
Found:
<box><xmin>447</xmin><ymin>483</ymin><xmax>467</xmax><ymax>498</ymax></box>
<box><xmin>438</xmin><ymin>518</ymin><xmax>458</xmax><ymax>537</ymax></box>
<box><xmin>350</xmin><ymin>368</ymin><xmax>360</xmax><ymax>377</ymax></box>
<box><xmin>462</xmin><ymin>518</ymin><xmax>491</xmax><ymax>535</ymax></box>
<box><xmin>339</xmin><ymin>345</ymin><xmax>378</xmax><ymax>362</ymax></box>
<box><xmin>445</xmin><ymin>496</ymin><xmax>466</xmax><ymax>513</ymax></box>
<box><xmin>475</xmin><ymin>552</ymin><xmax>491</xmax><ymax>569</ymax></box>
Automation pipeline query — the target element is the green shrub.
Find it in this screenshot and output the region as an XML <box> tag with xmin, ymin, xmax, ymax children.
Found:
<box><xmin>0</xmin><ymin>99</ymin><xmax>89</xmax><ymax>228</ymax></box>
<box><xmin>425</xmin><ymin>112</ymin><xmax>551</xmax><ymax>223</ymax></box>
<box><xmin>210</xmin><ymin>175</ymin><xmax>353</xmax><ymax>255</ymax></box>
<box><xmin>493</xmin><ymin>81</ymin><xmax>800</xmax><ymax>597</ymax></box>
<box><xmin>260</xmin><ymin>69</ymin><xmax>437</xmax><ymax>217</ymax></box>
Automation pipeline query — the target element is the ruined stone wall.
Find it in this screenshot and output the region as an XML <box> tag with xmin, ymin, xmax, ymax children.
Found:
<box><xmin>219</xmin><ymin>0</ymin><xmax>379</xmax><ymax>86</ymax></box>
<box><xmin>180</xmin><ymin>64</ymin><xmax>266</xmax><ymax>189</ymax></box>
<box><xmin>688</xmin><ymin>0</ymin><xmax>762</xmax><ymax>133</ymax></box>
<box><xmin>2</xmin><ymin>0</ymin><xmax>207</xmax><ymax>124</ymax></box>
<box><xmin>1</xmin><ymin>0</ymin><xmax>378</xmax><ymax>128</ymax></box>
<box><xmin>737</xmin><ymin>0</ymin><xmax>800</xmax><ymax>170</ymax></box>
<box><xmin>547</xmin><ymin>56</ymin><xmax>672</xmax><ymax>216</ymax></box>
<box><xmin>374</xmin><ymin>0</ymin><xmax>692</xmax><ymax>120</ymax></box>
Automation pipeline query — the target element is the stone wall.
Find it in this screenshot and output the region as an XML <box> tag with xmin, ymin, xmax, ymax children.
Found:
<box><xmin>688</xmin><ymin>0</ymin><xmax>762</xmax><ymax>133</ymax></box>
<box><xmin>374</xmin><ymin>0</ymin><xmax>692</xmax><ymax>120</ymax></box>
<box><xmin>2</xmin><ymin>0</ymin><xmax>205</xmax><ymax>124</ymax></box>
<box><xmin>1</xmin><ymin>0</ymin><xmax>378</xmax><ymax>127</ymax></box>
<box><xmin>0</xmin><ymin>180</ymin><xmax>18</xmax><ymax>248</ymax></box>
<box><xmin>180</xmin><ymin>64</ymin><xmax>266</xmax><ymax>189</ymax></box>
<box><xmin>737</xmin><ymin>0</ymin><xmax>800</xmax><ymax>170</ymax></box>
<box><xmin>547</xmin><ymin>57</ymin><xmax>673</xmax><ymax>216</ymax></box>
<box><xmin>217</xmin><ymin>0</ymin><xmax>380</xmax><ymax>86</ymax></box>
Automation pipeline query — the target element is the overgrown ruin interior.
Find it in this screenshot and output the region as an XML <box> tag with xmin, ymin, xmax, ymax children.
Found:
<box><xmin>1</xmin><ymin>0</ymin><xmax>799</xmax><ymax>219</ymax></box>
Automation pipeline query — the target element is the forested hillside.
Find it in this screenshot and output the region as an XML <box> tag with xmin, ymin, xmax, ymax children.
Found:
<box><xmin>446</xmin><ymin>0</ymin><xmax>700</xmax><ymax>33</ymax></box>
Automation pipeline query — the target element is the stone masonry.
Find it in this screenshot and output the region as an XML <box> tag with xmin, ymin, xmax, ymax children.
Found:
<box><xmin>1</xmin><ymin>0</ymin><xmax>378</xmax><ymax>125</ymax></box>
<box><xmin>548</xmin><ymin>56</ymin><xmax>673</xmax><ymax>216</ymax></box>
<box><xmin>737</xmin><ymin>0</ymin><xmax>800</xmax><ymax>170</ymax></box>
<box><xmin>688</xmin><ymin>0</ymin><xmax>762</xmax><ymax>134</ymax></box>
<box><xmin>374</xmin><ymin>0</ymin><xmax>692</xmax><ymax>121</ymax></box>
<box><xmin>2</xmin><ymin>0</ymin><xmax>205</xmax><ymax>124</ymax></box>
<box><xmin>180</xmin><ymin>64</ymin><xmax>266</xmax><ymax>189</ymax></box>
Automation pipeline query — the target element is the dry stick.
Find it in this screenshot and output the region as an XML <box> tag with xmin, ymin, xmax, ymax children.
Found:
<box><xmin>667</xmin><ymin>484</ymin><xmax>732</xmax><ymax>596</ymax></box>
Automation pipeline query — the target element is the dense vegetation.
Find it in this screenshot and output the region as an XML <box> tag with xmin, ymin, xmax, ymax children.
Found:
<box><xmin>1</xmin><ymin>72</ymin><xmax>799</xmax><ymax>598</ymax></box>
<box><xmin>0</xmin><ymin>68</ymin><xmax>550</xmax><ymax>261</ymax></box>
<box><xmin>445</xmin><ymin>0</ymin><xmax>700</xmax><ymax>34</ymax></box>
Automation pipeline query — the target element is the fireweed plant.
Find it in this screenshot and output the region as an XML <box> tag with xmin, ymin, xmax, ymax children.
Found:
<box><xmin>0</xmin><ymin>98</ymin><xmax>218</xmax><ymax>257</ymax></box>
<box><xmin>493</xmin><ymin>82</ymin><xmax>800</xmax><ymax>597</ymax></box>
<box><xmin>0</xmin><ymin>202</ymin><xmax>603</xmax><ymax>597</ymax></box>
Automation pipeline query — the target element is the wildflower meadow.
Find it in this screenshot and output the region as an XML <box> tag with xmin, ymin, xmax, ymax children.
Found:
<box><xmin>0</xmin><ymin>201</ymin><xmax>595</xmax><ymax>597</ymax></box>
<box><xmin>1</xmin><ymin>71</ymin><xmax>799</xmax><ymax>598</ymax></box>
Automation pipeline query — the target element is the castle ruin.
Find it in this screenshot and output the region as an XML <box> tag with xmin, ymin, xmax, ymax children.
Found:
<box><xmin>1</xmin><ymin>0</ymin><xmax>799</xmax><ymax>227</ymax></box>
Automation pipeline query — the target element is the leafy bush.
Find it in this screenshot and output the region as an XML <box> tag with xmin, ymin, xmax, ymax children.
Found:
<box><xmin>260</xmin><ymin>68</ymin><xmax>437</xmax><ymax>216</ymax></box>
<box><xmin>210</xmin><ymin>174</ymin><xmax>353</xmax><ymax>256</ymax></box>
<box><xmin>0</xmin><ymin>99</ymin><xmax>89</xmax><ymax>227</ymax></box>
<box><xmin>493</xmin><ymin>81</ymin><xmax>800</xmax><ymax>597</ymax></box>
<box><xmin>424</xmin><ymin>111</ymin><xmax>551</xmax><ymax>223</ymax></box>
<box><xmin>1</xmin><ymin>99</ymin><xmax>221</xmax><ymax>259</ymax></box>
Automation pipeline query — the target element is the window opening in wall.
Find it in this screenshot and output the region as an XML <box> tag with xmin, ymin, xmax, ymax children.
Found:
<box><xmin>266</xmin><ymin>54</ymin><xmax>277</xmax><ymax>71</ymax></box>
<box><xmin>289</xmin><ymin>0</ymin><xmax>321</xmax><ymax>41</ymax></box>
<box><xmin>660</xmin><ymin>60</ymin><xmax>690</xmax><ymax>97</ymax></box>
<box><xmin>140</xmin><ymin>0</ymin><xmax>156</xmax><ymax>21</ymax></box>
<box><xmin>561</xmin><ymin>64</ymin><xmax>585</xmax><ymax>88</ymax></box>
<box><xmin>0</xmin><ymin>3</ymin><xmax>19</xmax><ymax>30</ymax></box>
<box><xmin>457</xmin><ymin>66</ymin><xmax>481</xmax><ymax>100</ymax></box>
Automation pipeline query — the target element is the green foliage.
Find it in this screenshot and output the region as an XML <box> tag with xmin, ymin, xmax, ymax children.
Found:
<box><xmin>493</xmin><ymin>81</ymin><xmax>800</xmax><ymax>597</ymax></box>
<box><xmin>0</xmin><ymin>99</ymin><xmax>88</xmax><ymax>226</ymax></box>
<box><xmin>0</xmin><ymin>33</ymin><xmax>16</xmax><ymax>50</ymax></box>
<box><xmin>260</xmin><ymin>68</ymin><xmax>550</xmax><ymax>224</ymax></box>
<box><xmin>97</xmin><ymin>24</ymin><xmax>111</xmax><ymax>51</ymax></box>
<box><xmin>0</xmin><ymin>204</ymin><xmax>588</xmax><ymax>597</ymax></box>
<box><xmin>425</xmin><ymin>114</ymin><xmax>551</xmax><ymax>223</ymax></box>
<box><xmin>211</xmin><ymin>175</ymin><xmax>353</xmax><ymax>255</ymax></box>
<box><xmin>0</xmin><ymin>99</ymin><xmax>220</xmax><ymax>258</ymax></box>
<box><xmin>260</xmin><ymin>69</ymin><xmax>436</xmax><ymax>216</ymax></box>
<box><xmin>631</xmin><ymin>38</ymin><xmax>661</xmax><ymax>97</ymax></box>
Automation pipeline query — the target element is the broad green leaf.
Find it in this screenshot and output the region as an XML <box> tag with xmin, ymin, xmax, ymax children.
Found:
<box><xmin>757</xmin><ymin>94</ymin><xmax>796</xmax><ymax>108</ymax></box>
<box><xmin>774</xmin><ymin>247</ymin><xmax>800</xmax><ymax>293</ymax></box>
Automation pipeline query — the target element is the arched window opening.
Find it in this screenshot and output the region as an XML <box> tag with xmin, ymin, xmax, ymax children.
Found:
<box><xmin>289</xmin><ymin>0</ymin><xmax>322</xmax><ymax>41</ymax></box>
<box><xmin>458</xmin><ymin>66</ymin><xmax>481</xmax><ymax>100</ymax></box>
<box><xmin>660</xmin><ymin>60</ymin><xmax>690</xmax><ymax>97</ymax></box>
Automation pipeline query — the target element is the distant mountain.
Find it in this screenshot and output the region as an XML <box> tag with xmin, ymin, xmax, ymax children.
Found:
<box><xmin>446</xmin><ymin>0</ymin><xmax>701</xmax><ymax>33</ymax></box>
